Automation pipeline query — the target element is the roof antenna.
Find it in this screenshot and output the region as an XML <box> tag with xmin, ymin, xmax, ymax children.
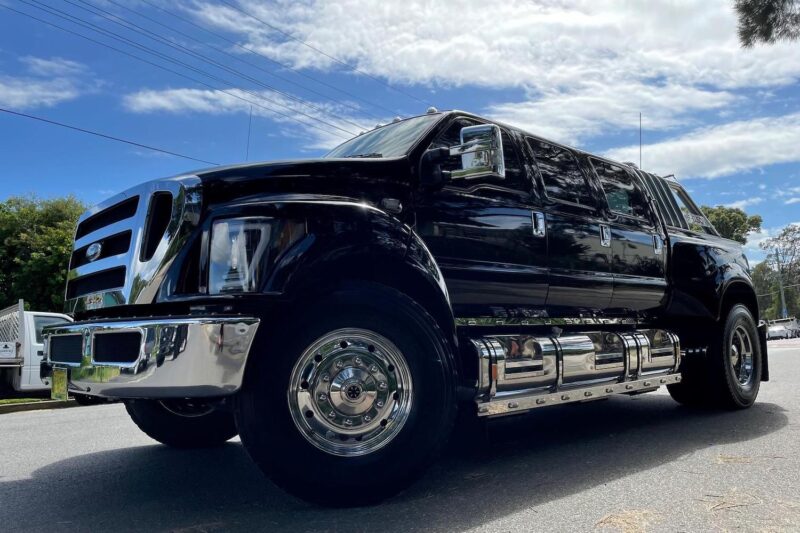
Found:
<box><xmin>639</xmin><ymin>112</ymin><xmax>642</xmax><ymax>169</ymax></box>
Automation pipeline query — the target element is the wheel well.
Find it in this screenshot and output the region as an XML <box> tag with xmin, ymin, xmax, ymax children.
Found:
<box><xmin>719</xmin><ymin>281</ymin><xmax>759</xmax><ymax>323</ymax></box>
<box><xmin>285</xmin><ymin>255</ymin><xmax>460</xmax><ymax>374</ymax></box>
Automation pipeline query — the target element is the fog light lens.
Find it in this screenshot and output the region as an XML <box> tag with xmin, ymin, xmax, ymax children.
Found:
<box><xmin>209</xmin><ymin>218</ymin><xmax>273</xmax><ymax>294</ymax></box>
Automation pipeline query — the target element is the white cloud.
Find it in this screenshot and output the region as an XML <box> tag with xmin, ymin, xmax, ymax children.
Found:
<box><xmin>176</xmin><ymin>0</ymin><xmax>800</xmax><ymax>145</ymax></box>
<box><xmin>786</xmin><ymin>198</ymin><xmax>800</xmax><ymax>205</ymax></box>
<box><xmin>487</xmin><ymin>82</ymin><xmax>735</xmax><ymax>145</ymax></box>
<box><xmin>123</xmin><ymin>87</ymin><xmax>376</xmax><ymax>149</ymax></box>
<box><xmin>0</xmin><ymin>56</ymin><xmax>89</xmax><ymax>110</ymax></box>
<box><xmin>605</xmin><ymin>113</ymin><xmax>800</xmax><ymax>179</ymax></box>
<box><xmin>725</xmin><ymin>197</ymin><xmax>764</xmax><ymax>210</ymax></box>
<box><xmin>21</xmin><ymin>56</ymin><xmax>86</xmax><ymax>77</ymax></box>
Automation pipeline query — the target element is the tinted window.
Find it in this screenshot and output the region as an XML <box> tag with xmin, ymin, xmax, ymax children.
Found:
<box><xmin>325</xmin><ymin>114</ymin><xmax>441</xmax><ymax>158</ymax></box>
<box><xmin>593</xmin><ymin>160</ymin><xmax>649</xmax><ymax>219</ymax></box>
<box><xmin>670</xmin><ymin>185</ymin><xmax>717</xmax><ymax>235</ymax></box>
<box><xmin>34</xmin><ymin>316</ymin><xmax>67</xmax><ymax>344</ymax></box>
<box><xmin>528</xmin><ymin>139</ymin><xmax>594</xmax><ymax>207</ymax></box>
<box><xmin>429</xmin><ymin>119</ymin><xmax>529</xmax><ymax>194</ymax></box>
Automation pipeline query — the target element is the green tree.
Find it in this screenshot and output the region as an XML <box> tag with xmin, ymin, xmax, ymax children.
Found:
<box><xmin>701</xmin><ymin>205</ymin><xmax>763</xmax><ymax>244</ymax></box>
<box><xmin>0</xmin><ymin>196</ymin><xmax>85</xmax><ymax>312</ymax></box>
<box><xmin>735</xmin><ymin>0</ymin><xmax>800</xmax><ymax>47</ymax></box>
<box><xmin>761</xmin><ymin>224</ymin><xmax>800</xmax><ymax>319</ymax></box>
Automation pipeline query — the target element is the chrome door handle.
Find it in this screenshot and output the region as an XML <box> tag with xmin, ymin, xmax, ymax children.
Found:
<box><xmin>532</xmin><ymin>211</ymin><xmax>546</xmax><ymax>238</ymax></box>
<box><xmin>600</xmin><ymin>225</ymin><xmax>611</xmax><ymax>247</ymax></box>
<box><xmin>653</xmin><ymin>234</ymin><xmax>663</xmax><ymax>255</ymax></box>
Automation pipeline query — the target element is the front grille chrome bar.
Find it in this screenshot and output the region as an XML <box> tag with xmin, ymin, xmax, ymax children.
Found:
<box><xmin>65</xmin><ymin>175</ymin><xmax>201</xmax><ymax>313</ymax></box>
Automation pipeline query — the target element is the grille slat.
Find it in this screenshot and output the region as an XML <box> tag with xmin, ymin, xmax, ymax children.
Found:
<box><xmin>75</xmin><ymin>197</ymin><xmax>138</xmax><ymax>239</ymax></box>
<box><xmin>71</xmin><ymin>231</ymin><xmax>132</xmax><ymax>269</ymax></box>
<box><xmin>67</xmin><ymin>267</ymin><xmax>126</xmax><ymax>300</ymax></box>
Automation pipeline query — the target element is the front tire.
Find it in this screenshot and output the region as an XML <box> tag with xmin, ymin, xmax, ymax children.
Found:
<box><xmin>236</xmin><ymin>285</ymin><xmax>457</xmax><ymax>506</ymax></box>
<box><xmin>668</xmin><ymin>304</ymin><xmax>762</xmax><ymax>409</ymax></box>
<box><xmin>124</xmin><ymin>399</ymin><xmax>238</xmax><ymax>448</ymax></box>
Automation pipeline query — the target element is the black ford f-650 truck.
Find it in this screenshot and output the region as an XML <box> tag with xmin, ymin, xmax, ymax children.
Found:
<box><xmin>43</xmin><ymin>110</ymin><xmax>767</xmax><ymax>505</ymax></box>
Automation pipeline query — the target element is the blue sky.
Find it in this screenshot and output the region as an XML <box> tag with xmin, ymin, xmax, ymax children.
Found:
<box><xmin>1</xmin><ymin>0</ymin><xmax>799</xmax><ymax>261</ymax></box>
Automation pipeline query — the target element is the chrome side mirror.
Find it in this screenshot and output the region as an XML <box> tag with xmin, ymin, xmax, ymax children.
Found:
<box><xmin>450</xmin><ymin>124</ymin><xmax>505</xmax><ymax>180</ymax></box>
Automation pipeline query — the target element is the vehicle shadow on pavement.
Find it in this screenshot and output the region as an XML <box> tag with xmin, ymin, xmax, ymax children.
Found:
<box><xmin>1</xmin><ymin>396</ymin><xmax>788</xmax><ymax>532</ymax></box>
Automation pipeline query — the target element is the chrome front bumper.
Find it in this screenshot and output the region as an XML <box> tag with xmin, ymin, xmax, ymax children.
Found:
<box><xmin>42</xmin><ymin>316</ymin><xmax>260</xmax><ymax>399</ymax></box>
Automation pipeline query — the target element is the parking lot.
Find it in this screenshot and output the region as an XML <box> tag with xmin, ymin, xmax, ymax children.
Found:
<box><xmin>1</xmin><ymin>340</ymin><xmax>798</xmax><ymax>533</ymax></box>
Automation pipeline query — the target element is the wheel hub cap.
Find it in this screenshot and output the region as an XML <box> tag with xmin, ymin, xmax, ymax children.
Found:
<box><xmin>288</xmin><ymin>328</ymin><xmax>413</xmax><ymax>457</ymax></box>
<box><xmin>730</xmin><ymin>325</ymin><xmax>754</xmax><ymax>387</ymax></box>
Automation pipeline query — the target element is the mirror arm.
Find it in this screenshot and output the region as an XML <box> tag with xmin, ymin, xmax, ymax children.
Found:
<box><xmin>419</xmin><ymin>147</ymin><xmax>450</xmax><ymax>189</ymax></box>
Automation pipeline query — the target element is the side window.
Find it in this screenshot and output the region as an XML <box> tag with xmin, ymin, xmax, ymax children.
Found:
<box><xmin>527</xmin><ymin>138</ymin><xmax>594</xmax><ymax>207</ymax></box>
<box><xmin>592</xmin><ymin>159</ymin><xmax>649</xmax><ymax>219</ymax></box>
<box><xmin>669</xmin><ymin>185</ymin><xmax>717</xmax><ymax>235</ymax></box>
<box><xmin>33</xmin><ymin>316</ymin><xmax>67</xmax><ymax>344</ymax></box>
<box><xmin>428</xmin><ymin>119</ymin><xmax>529</xmax><ymax>195</ymax></box>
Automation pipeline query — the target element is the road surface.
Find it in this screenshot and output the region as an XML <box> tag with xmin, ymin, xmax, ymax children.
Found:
<box><xmin>1</xmin><ymin>341</ymin><xmax>798</xmax><ymax>532</ymax></box>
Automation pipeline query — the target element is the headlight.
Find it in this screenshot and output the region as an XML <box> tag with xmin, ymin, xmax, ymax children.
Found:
<box><xmin>209</xmin><ymin>218</ymin><xmax>273</xmax><ymax>294</ymax></box>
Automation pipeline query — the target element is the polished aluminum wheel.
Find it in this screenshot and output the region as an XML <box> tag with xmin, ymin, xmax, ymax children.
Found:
<box><xmin>730</xmin><ymin>324</ymin><xmax>755</xmax><ymax>387</ymax></box>
<box><xmin>288</xmin><ymin>328</ymin><xmax>413</xmax><ymax>456</ymax></box>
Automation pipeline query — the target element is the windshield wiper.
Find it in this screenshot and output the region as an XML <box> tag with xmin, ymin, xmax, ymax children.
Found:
<box><xmin>344</xmin><ymin>152</ymin><xmax>383</xmax><ymax>158</ymax></box>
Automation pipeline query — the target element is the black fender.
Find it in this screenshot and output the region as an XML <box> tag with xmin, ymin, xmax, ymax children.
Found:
<box><xmin>205</xmin><ymin>195</ymin><xmax>459</xmax><ymax>371</ymax></box>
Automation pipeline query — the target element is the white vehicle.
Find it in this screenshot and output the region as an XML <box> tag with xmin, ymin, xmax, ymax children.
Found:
<box><xmin>770</xmin><ymin>317</ymin><xmax>799</xmax><ymax>338</ymax></box>
<box><xmin>0</xmin><ymin>300</ymin><xmax>71</xmax><ymax>394</ymax></box>
<box><xmin>767</xmin><ymin>325</ymin><xmax>791</xmax><ymax>340</ymax></box>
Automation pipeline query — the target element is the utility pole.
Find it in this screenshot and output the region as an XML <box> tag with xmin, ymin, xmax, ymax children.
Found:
<box><xmin>775</xmin><ymin>248</ymin><xmax>789</xmax><ymax>319</ymax></box>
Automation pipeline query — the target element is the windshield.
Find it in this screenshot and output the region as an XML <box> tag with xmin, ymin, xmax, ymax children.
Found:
<box><xmin>325</xmin><ymin>114</ymin><xmax>442</xmax><ymax>159</ymax></box>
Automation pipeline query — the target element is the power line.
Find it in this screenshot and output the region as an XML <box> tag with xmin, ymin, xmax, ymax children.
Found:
<box><xmin>22</xmin><ymin>0</ymin><xmax>357</xmax><ymax>136</ymax></box>
<box><xmin>8</xmin><ymin>2</ymin><xmax>355</xmax><ymax>139</ymax></box>
<box><xmin>103</xmin><ymin>0</ymin><xmax>387</xmax><ymax>120</ymax></box>
<box><xmin>0</xmin><ymin>107</ymin><xmax>219</xmax><ymax>165</ymax></box>
<box><xmin>217</xmin><ymin>0</ymin><xmax>434</xmax><ymax>107</ymax></box>
<box><xmin>69</xmin><ymin>0</ymin><xmax>366</xmax><ymax>130</ymax></box>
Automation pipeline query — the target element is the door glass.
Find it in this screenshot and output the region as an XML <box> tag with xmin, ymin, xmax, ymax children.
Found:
<box><xmin>592</xmin><ymin>159</ymin><xmax>649</xmax><ymax>219</ymax></box>
<box><xmin>34</xmin><ymin>316</ymin><xmax>67</xmax><ymax>344</ymax></box>
<box><xmin>527</xmin><ymin>138</ymin><xmax>594</xmax><ymax>207</ymax></box>
<box><xmin>669</xmin><ymin>186</ymin><xmax>717</xmax><ymax>235</ymax></box>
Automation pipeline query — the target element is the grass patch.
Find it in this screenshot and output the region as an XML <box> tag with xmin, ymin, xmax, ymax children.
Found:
<box><xmin>0</xmin><ymin>397</ymin><xmax>46</xmax><ymax>405</ymax></box>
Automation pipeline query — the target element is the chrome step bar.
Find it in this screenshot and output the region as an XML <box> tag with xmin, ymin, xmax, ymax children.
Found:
<box><xmin>473</xmin><ymin>329</ymin><xmax>681</xmax><ymax>417</ymax></box>
<box><xmin>477</xmin><ymin>373</ymin><xmax>682</xmax><ymax>417</ymax></box>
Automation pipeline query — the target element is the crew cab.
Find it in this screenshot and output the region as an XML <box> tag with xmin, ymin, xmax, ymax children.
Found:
<box><xmin>0</xmin><ymin>300</ymin><xmax>71</xmax><ymax>394</ymax></box>
<box><xmin>42</xmin><ymin>110</ymin><xmax>768</xmax><ymax>505</ymax></box>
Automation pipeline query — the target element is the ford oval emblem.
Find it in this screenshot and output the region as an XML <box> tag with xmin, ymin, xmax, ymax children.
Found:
<box><xmin>85</xmin><ymin>242</ymin><xmax>103</xmax><ymax>262</ymax></box>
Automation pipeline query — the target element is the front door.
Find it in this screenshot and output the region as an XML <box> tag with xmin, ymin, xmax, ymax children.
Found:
<box><xmin>415</xmin><ymin>118</ymin><xmax>548</xmax><ymax>319</ymax></box>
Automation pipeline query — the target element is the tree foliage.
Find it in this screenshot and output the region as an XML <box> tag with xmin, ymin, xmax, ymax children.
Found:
<box><xmin>756</xmin><ymin>224</ymin><xmax>800</xmax><ymax>319</ymax></box>
<box><xmin>735</xmin><ymin>0</ymin><xmax>800</xmax><ymax>47</ymax></box>
<box><xmin>700</xmin><ymin>205</ymin><xmax>763</xmax><ymax>244</ymax></box>
<box><xmin>0</xmin><ymin>196</ymin><xmax>85</xmax><ymax>312</ymax></box>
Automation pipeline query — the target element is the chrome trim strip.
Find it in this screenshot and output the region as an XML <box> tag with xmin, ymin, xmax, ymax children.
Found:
<box><xmin>456</xmin><ymin>316</ymin><xmax>639</xmax><ymax>326</ymax></box>
<box><xmin>477</xmin><ymin>373</ymin><xmax>682</xmax><ymax>417</ymax></box>
<box><xmin>43</xmin><ymin>316</ymin><xmax>259</xmax><ymax>398</ymax></box>
<box><xmin>71</xmin><ymin>253</ymin><xmax>129</xmax><ymax>278</ymax></box>
<box><xmin>74</xmin><ymin>220</ymin><xmax>136</xmax><ymax>250</ymax></box>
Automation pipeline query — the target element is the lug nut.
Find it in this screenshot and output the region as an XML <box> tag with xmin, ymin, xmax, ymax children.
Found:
<box><xmin>328</xmin><ymin>411</ymin><xmax>336</xmax><ymax>419</ymax></box>
<box><xmin>370</xmin><ymin>364</ymin><xmax>379</xmax><ymax>373</ymax></box>
<box><xmin>378</xmin><ymin>381</ymin><xmax>387</xmax><ymax>391</ymax></box>
<box><xmin>376</xmin><ymin>400</ymin><xmax>384</xmax><ymax>408</ymax></box>
<box><xmin>335</xmin><ymin>360</ymin><xmax>344</xmax><ymax>369</ymax></box>
<box><xmin>354</xmin><ymin>356</ymin><xmax>362</xmax><ymax>365</ymax></box>
<box><xmin>321</xmin><ymin>373</ymin><xmax>330</xmax><ymax>382</ymax></box>
<box><xmin>344</xmin><ymin>419</ymin><xmax>353</xmax><ymax>426</ymax></box>
<box><xmin>363</xmin><ymin>415</ymin><xmax>372</xmax><ymax>422</ymax></box>
<box><xmin>318</xmin><ymin>393</ymin><xmax>327</xmax><ymax>401</ymax></box>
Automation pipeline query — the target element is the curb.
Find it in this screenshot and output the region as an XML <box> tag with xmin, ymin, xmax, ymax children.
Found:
<box><xmin>0</xmin><ymin>399</ymin><xmax>78</xmax><ymax>415</ymax></box>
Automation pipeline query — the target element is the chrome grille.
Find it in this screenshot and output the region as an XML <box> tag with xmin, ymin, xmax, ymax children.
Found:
<box><xmin>65</xmin><ymin>176</ymin><xmax>202</xmax><ymax>313</ymax></box>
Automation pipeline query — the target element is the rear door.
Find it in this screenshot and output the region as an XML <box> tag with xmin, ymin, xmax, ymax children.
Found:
<box><xmin>526</xmin><ymin>138</ymin><xmax>613</xmax><ymax>315</ymax></box>
<box><xmin>590</xmin><ymin>159</ymin><xmax>667</xmax><ymax>313</ymax></box>
<box><xmin>415</xmin><ymin>118</ymin><xmax>548</xmax><ymax>318</ymax></box>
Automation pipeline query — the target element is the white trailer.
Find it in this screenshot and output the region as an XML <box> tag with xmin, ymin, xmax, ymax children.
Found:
<box><xmin>0</xmin><ymin>300</ymin><xmax>71</xmax><ymax>394</ymax></box>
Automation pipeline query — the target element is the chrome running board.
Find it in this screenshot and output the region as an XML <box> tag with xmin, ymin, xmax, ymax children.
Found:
<box><xmin>477</xmin><ymin>373</ymin><xmax>682</xmax><ymax>417</ymax></box>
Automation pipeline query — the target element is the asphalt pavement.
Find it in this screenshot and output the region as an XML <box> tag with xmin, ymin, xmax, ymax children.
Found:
<box><xmin>1</xmin><ymin>341</ymin><xmax>798</xmax><ymax>533</ymax></box>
